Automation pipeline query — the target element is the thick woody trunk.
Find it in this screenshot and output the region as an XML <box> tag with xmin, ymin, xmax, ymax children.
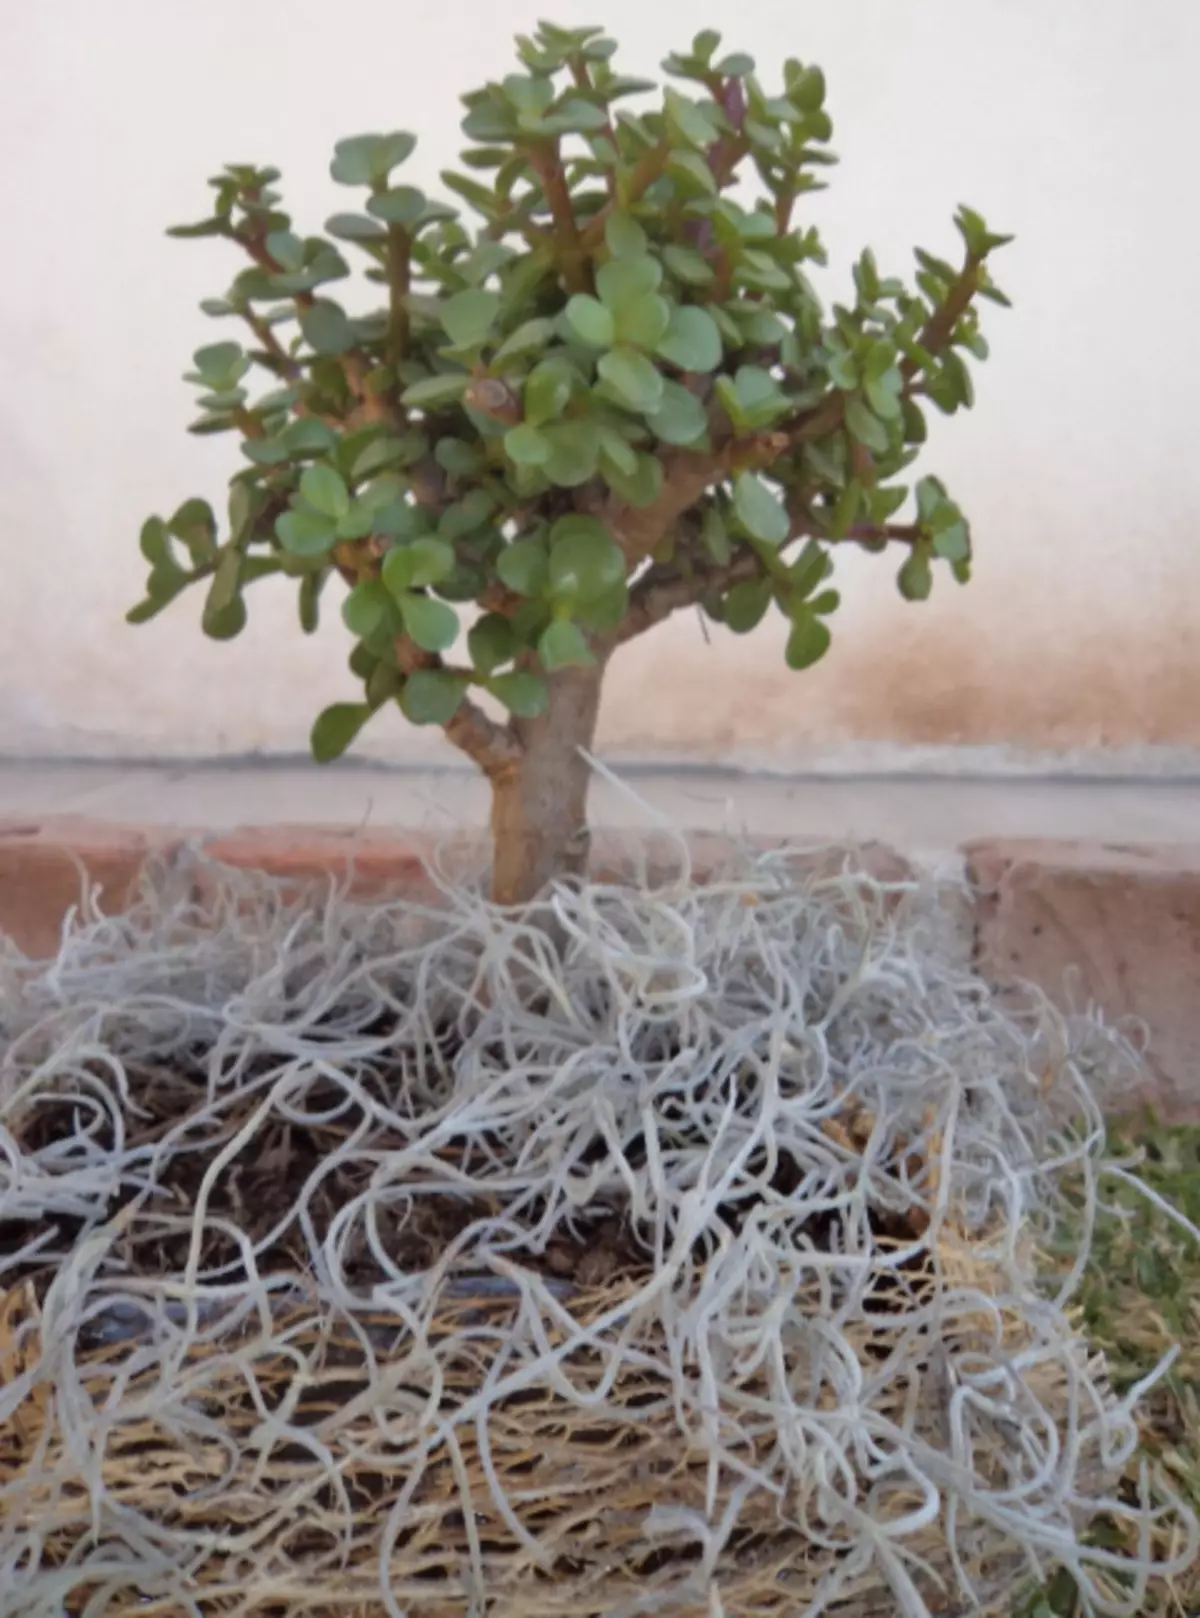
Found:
<box><xmin>488</xmin><ymin>662</ymin><xmax>604</xmax><ymax>907</ymax></box>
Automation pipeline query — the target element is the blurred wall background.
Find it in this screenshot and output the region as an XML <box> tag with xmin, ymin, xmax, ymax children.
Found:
<box><xmin>2</xmin><ymin>0</ymin><xmax>1196</xmax><ymax>774</ymax></box>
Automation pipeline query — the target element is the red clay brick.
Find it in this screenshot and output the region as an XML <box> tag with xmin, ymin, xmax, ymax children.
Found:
<box><xmin>966</xmin><ymin>839</ymin><xmax>1200</xmax><ymax>1121</ymax></box>
<box><xmin>0</xmin><ymin>817</ymin><xmax>181</xmax><ymax>959</ymax></box>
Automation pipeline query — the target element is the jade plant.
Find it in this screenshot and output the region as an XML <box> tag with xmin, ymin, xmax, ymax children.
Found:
<box><xmin>130</xmin><ymin>22</ymin><xmax>1010</xmax><ymax>905</ymax></box>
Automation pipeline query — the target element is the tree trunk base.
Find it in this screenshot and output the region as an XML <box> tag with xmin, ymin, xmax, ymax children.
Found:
<box><xmin>487</xmin><ymin>664</ymin><xmax>603</xmax><ymax>908</ymax></box>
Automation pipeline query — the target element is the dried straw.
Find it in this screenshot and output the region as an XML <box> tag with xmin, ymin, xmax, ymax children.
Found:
<box><xmin>0</xmin><ymin>839</ymin><xmax>1194</xmax><ymax>1616</ymax></box>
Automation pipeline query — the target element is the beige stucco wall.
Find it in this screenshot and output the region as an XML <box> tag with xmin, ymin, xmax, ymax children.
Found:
<box><xmin>2</xmin><ymin>0</ymin><xmax>1197</xmax><ymax>772</ymax></box>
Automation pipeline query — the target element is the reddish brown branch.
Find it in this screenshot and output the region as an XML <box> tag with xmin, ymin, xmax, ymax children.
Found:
<box><xmin>617</xmin><ymin>515</ymin><xmax>923</xmax><ymax>646</ymax></box>
<box><xmin>527</xmin><ymin>142</ymin><xmax>587</xmax><ymax>292</ymax></box>
<box><xmin>902</xmin><ymin>256</ymin><xmax>983</xmax><ymax>382</ymax></box>
<box><xmin>569</xmin><ymin>60</ymin><xmax>619</xmax><ymax>196</ymax></box>
<box><xmin>616</xmin><ymin>550</ymin><xmax>763</xmax><ymax>644</ymax></box>
<box><xmin>579</xmin><ymin>141</ymin><xmax>671</xmax><ymax>251</ymax></box>
<box><xmin>394</xmin><ymin>636</ymin><xmax>521</xmax><ymax>776</ymax></box>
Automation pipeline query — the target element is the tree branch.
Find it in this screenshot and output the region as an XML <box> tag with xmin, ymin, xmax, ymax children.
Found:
<box><xmin>394</xmin><ymin>636</ymin><xmax>521</xmax><ymax>777</ymax></box>
<box><xmin>579</xmin><ymin>141</ymin><xmax>671</xmax><ymax>251</ymax></box>
<box><xmin>241</xmin><ymin>310</ymin><xmax>301</xmax><ymax>380</ymax></box>
<box><xmin>616</xmin><ymin>516</ymin><xmax>924</xmax><ymax>645</ymax></box>
<box><xmin>616</xmin><ymin>549</ymin><xmax>763</xmax><ymax>643</ymax></box>
<box><xmin>903</xmin><ymin>254</ymin><xmax>983</xmax><ymax>382</ymax></box>
<box><xmin>527</xmin><ymin>142</ymin><xmax>587</xmax><ymax>292</ymax></box>
<box><xmin>569</xmin><ymin>59</ymin><xmax>619</xmax><ymax>198</ymax></box>
<box><xmin>604</xmin><ymin>431</ymin><xmax>789</xmax><ymax>573</ymax></box>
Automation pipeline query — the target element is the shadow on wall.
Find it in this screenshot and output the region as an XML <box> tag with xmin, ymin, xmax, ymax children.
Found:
<box><xmin>601</xmin><ymin>610</ymin><xmax>1200</xmax><ymax>759</ymax></box>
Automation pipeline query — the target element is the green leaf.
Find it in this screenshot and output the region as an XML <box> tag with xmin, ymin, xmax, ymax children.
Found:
<box><xmin>601</xmin><ymin>448</ymin><xmax>662</xmax><ymax>507</ymax></box>
<box><xmin>168</xmin><ymin>498</ymin><xmax>217</xmax><ymax>557</ymax></box>
<box><xmin>606</xmin><ymin>212</ymin><xmax>648</xmax><ymax>259</ymax></box>
<box><xmin>901</xmin><ymin>398</ymin><xmax>927</xmax><ymax>445</ymax></box>
<box><xmin>715</xmin><ymin>365</ymin><xmax>790</xmax><ymax>431</ymax></box>
<box><xmin>400</xmin><ymin>593</ymin><xmax>459</xmax><ymax>652</ymax></box>
<box><xmin>724</xmin><ymin>578</ymin><xmax>772</xmax><ymax>633</ymax></box>
<box><xmin>664</xmin><ymin>88</ymin><xmax>719</xmax><ymax>150</ymax></box>
<box><xmin>596</xmin><ymin>255</ymin><xmax>663</xmax><ymax>308</ymax></box>
<box><xmin>312</xmin><ymin>703</ymin><xmax>373</xmax><ymax>762</ymax></box>
<box><xmin>401</xmin><ymin>371</ymin><xmax>469</xmax><ymax>410</ymax></box>
<box><xmin>598</xmin><ymin>427</ymin><xmax>637</xmax><ymax>477</ymax></box>
<box><xmin>954</xmin><ymin>204</ymin><xmax>1014</xmax><ymax>258</ymax></box>
<box><xmin>662</xmin><ymin>245</ymin><xmax>714</xmax><ymax>285</ymax></box>
<box><xmin>400</xmin><ymin>669</ymin><xmax>465</xmax><ymax>725</ymax></box>
<box><xmin>331</xmin><ymin>131</ymin><xmax>416</xmax><ymax>187</ymax></box>
<box><xmin>898</xmin><ymin>547</ymin><xmax>933</xmax><ymax>601</ymax></box>
<box><xmin>785</xmin><ymin>612</ymin><xmax>831</xmax><ymax>670</ymax></box>
<box><xmin>300</xmin><ymin>299</ymin><xmax>355</xmax><ymax>356</ymax></box>
<box><xmin>492</xmin><ymin>316</ymin><xmax>558</xmax><ymax>365</ymax></box>
<box><xmin>382</xmin><ymin>536</ymin><xmax>456</xmax><ymax>593</ymax></box>
<box><xmin>788</xmin><ymin>64</ymin><xmax>826</xmax><ymax>113</ymax></box>
<box><xmin>845</xmin><ymin>398</ymin><xmax>890</xmax><ymax>455</ymax></box>
<box><xmin>435</xmin><ymin>437</ymin><xmax>484</xmax><ymax>478</ymax></box>
<box><xmin>139</xmin><ymin>516</ymin><xmax>171</xmax><ymax>567</ymax></box>
<box><xmin>342</xmin><ymin>580</ymin><xmax>392</xmax><ymax>638</ymax></box>
<box><xmin>524</xmin><ymin>356</ymin><xmax>575</xmax><ymax>426</ymax></box>
<box><xmin>203</xmin><ymin>544</ymin><xmax>241</xmax><ymax>621</ymax></box>
<box><xmin>646</xmin><ymin>379</ymin><xmax>708</xmax><ymax>446</ymax></box>
<box><xmin>702</xmin><ymin>506</ymin><xmax>731</xmax><ymax>564</ymax></box>
<box><xmin>300</xmin><ymin>464</ymin><xmax>351</xmax><ymax>519</ymax></box>
<box><xmin>192</xmin><ymin>342</ymin><xmax>245</xmax><ymax>384</ymax></box>
<box><xmin>666</xmin><ymin>150</ymin><xmax>717</xmax><ymax>196</ymax></box>
<box><xmin>541</xmin><ymin>420</ymin><xmax>601</xmax><ymax>486</ymax></box>
<box><xmin>864</xmin><ymin>368</ymin><xmax>904</xmax><ymax>421</ymax></box>
<box><xmin>366</xmin><ymin>185</ymin><xmax>427</xmax><ymax>225</ymax></box>
<box><xmin>574</xmin><ymin>577</ymin><xmax>629</xmax><ymax>632</ymax></box>
<box><xmin>439</xmin><ymin>288</ymin><xmax>501</xmax><ymax>349</ymax></box>
<box><xmin>715</xmin><ymin>51</ymin><xmax>755</xmax><ymax>75</ymax></box>
<box><xmin>548</xmin><ymin>516</ymin><xmax>625</xmax><ymax>605</ymax></box>
<box><xmin>932</xmin><ymin>520</ymin><xmax>970</xmax><ymax>563</ymax></box>
<box><xmin>276</xmin><ymin>507</ymin><xmax>338</xmax><ymax>558</ymax></box>
<box><xmin>298</xmin><ymin>571</ymin><xmax>325</xmax><ymax>633</ymax></box>
<box><xmin>201</xmin><ymin>595</ymin><xmax>247</xmax><ymax>641</ymax></box>
<box><xmin>497</xmin><ymin>538</ymin><xmax>549</xmax><ymax>596</ymax></box>
<box><xmin>283</xmin><ymin>417</ymin><xmax>340</xmax><ymax>458</ymax></box>
<box><xmin>505</xmin><ymin>423</ymin><xmax>551</xmax><ymax>465</ymax></box>
<box><xmin>468</xmin><ymin>613</ymin><xmax>517</xmax><ymax>675</ymax></box>
<box><xmin>915</xmin><ymin>475</ymin><xmax>947</xmax><ymax>525</ymax></box>
<box><xmin>438</xmin><ymin>490</ymin><xmax>495</xmax><ymax>541</ymax></box>
<box><xmin>613</xmin><ymin>291</ymin><xmax>671</xmax><ymax>350</ymax></box>
<box><xmin>126</xmin><ymin>563</ymin><xmax>188</xmax><ymax>623</ymax></box>
<box><xmin>597</xmin><ymin>346</ymin><xmax>664</xmax><ymax>413</ymax></box>
<box><xmin>656</xmin><ymin>305</ymin><xmax>722</xmax><ymax>373</ymax></box>
<box><xmin>564</xmin><ymin>293</ymin><xmax>615</xmax><ymax>348</ymax></box>
<box><xmin>325</xmin><ymin>213</ymin><xmax>387</xmax><ymax>243</ymax></box>
<box><xmin>733</xmin><ymin>472</ymin><xmax>789</xmax><ymax>546</ymax></box>
<box><xmin>487</xmin><ymin>671</ymin><xmax>549</xmax><ymax>718</ymax></box>
<box><xmin>539</xmin><ymin>619</ymin><xmax>595</xmax><ymax>672</ymax></box>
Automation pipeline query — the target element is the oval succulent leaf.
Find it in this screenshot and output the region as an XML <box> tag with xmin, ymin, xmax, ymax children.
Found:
<box><xmin>656</xmin><ymin>305</ymin><xmax>722</xmax><ymax>373</ymax></box>
<box><xmin>311</xmin><ymin>702</ymin><xmax>373</xmax><ymax>762</ymax></box>
<box><xmin>597</xmin><ymin>346</ymin><xmax>664</xmax><ymax>413</ymax></box>
<box><xmin>548</xmin><ymin>516</ymin><xmax>625</xmax><ymax>604</ymax></box>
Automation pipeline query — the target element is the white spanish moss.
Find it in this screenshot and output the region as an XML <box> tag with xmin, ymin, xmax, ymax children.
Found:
<box><xmin>0</xmin><ymin>840</ymin><xmax>1193</xmax><ymax>1617</ymax></box>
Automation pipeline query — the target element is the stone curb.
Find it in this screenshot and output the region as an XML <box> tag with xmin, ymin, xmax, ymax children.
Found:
<box><xmin>2</xmin><ymin>818</ymin><xmax>1197</xmax><ymax>1119</ymax></box>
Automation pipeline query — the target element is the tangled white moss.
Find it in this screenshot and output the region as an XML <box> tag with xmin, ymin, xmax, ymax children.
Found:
<box><xmin>0</xmin><ymin>842</ymin><xmax>1195</xmax><ymax>1616</ymax></box>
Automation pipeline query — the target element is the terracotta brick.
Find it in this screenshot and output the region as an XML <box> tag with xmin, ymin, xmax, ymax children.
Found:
<box><xmin>0</xmin><ymin>816</ymin><xmax>181</xmax><ymax>959</ymax></box>
<box><xmin>195</xmin><ymin>824</ymin><xmax>482</xmax><ymax>904</ymax></box>
<box><xmin>966</xmin><ymin>839</ymin><xmax>1200</xmax><ymax>1121</ymax></box>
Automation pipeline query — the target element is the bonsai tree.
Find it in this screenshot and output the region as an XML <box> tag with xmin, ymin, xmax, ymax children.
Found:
<box><xmin>130</xmin><ymin>21</ymin><xmax>1010</xmax><ymax>905</ymax></box>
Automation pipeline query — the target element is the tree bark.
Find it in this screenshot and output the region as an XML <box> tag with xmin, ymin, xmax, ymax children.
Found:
<box><xmin>488</xmin><ymin>661</ymin><xmax>604</xmax><ymax>907</ymax></box>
